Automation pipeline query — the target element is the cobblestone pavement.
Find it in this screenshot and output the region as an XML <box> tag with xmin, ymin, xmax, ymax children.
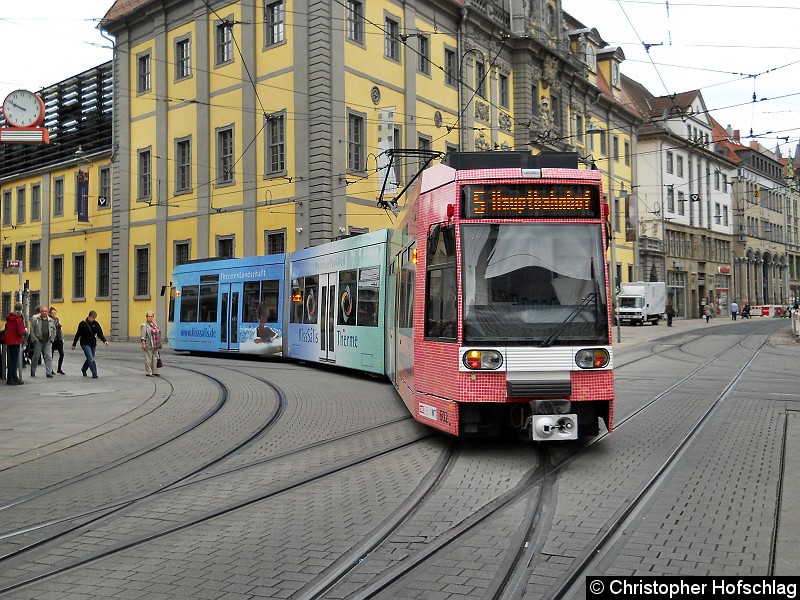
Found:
<box><xmin>0</xmin><ymin>317</ymin><xmax>797</xmax><ymax>598</ymax></box>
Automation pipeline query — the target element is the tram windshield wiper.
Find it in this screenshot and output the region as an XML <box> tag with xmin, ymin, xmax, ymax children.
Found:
<box><xmin>538</xmin><ymin>292</ymin><xmax>597</xmax><ymax>348</ymax></box>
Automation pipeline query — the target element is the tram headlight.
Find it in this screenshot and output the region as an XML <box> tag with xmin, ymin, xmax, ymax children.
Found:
<box><xmin>463</xmin><ymin>349</ymin><xmax>503</xmax><ymax>370</ymax></box>
<box><xmin>575</xmin><ymin>348</ymin><xmax>609</xmax><ymax>369</ymax></box>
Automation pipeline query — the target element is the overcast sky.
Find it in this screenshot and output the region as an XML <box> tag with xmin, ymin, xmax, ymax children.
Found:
<box><xmin>2</xmin><ymin>1</ymin><xmax>798</xmax><ymax>159</ymax></box>
<box><xmin>563</xmin><ymin>0</ymin><xmax>800</xmax><ymax>159</ymax></box>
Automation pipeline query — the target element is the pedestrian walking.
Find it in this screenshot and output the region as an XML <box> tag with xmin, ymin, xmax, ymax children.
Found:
<box><xmin>29</xmin><ymin>305</ymin><xmax>57</xmax><ymax>378</ymax></box>
<box><xmin>49</xmin><ymin>307</ymin><xmax>66</xmax><ymax>374</ymax></box>
<box><xmin>3</xmin><ymin>302</ymin><xmax>27</xmax><ymax>385</ymax></box>
<box><xmin>71</xmin><ymin>310</ymin><xmax>109</xmax><ymax>378</ymax></box>
<box><xmin>140</xmin><ymin>311</ymin><xmax>162</xmax><ymax>377</ymax></box>
<box><xmin>704</xmin><ymin>303</ymin><xmax>713</xmax><ymax>323</ymax></box>
<box><xmin>731</xmin><ymin>300</ymin><xmax>739</xmax><ymax>321</ymax></box>
<box><xmin>665</xmin><ymin>301</ymin><xmax>675</xmax><ymax>327</ymax></box>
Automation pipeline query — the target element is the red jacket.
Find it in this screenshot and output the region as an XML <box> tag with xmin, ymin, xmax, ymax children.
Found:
<box><xmin>3</xmin><ymin>312</ymin><xmax>26</xmax><ymax>345</ymax></box>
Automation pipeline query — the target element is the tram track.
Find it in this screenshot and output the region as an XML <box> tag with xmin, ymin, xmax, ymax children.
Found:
<box><xmin>0</xmin><ymin>430</ymin><xmax>437</xmax><ymax>595</ymax></box>
<box><xmin>0</xmin><ymin>357</ymin><xmax>430</xmax><ymax>595</ymax></box>
<box><xmin>549</xmin><ymin>331</ymin><xmax>780</xmax><ymax>598</ymax></box>
<box><xmin>305</xmin><ymin>322</ymin><xmax>785</xmax><ymax>599</ymax></box>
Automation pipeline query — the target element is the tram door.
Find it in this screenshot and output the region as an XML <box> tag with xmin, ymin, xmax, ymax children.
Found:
<box><xmin>318</xmin><ymin>273</ymin><xmax>337</xmax><ymax>363</ymax></box>
<box><xmin>219</xmin><ymin>282</ymin><xmax>242</xmax><ymax>351</ymax></box>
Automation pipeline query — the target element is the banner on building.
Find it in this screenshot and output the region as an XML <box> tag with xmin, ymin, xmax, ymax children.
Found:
<box><xmin>377</xmin><ymin>108</ymin><xmax>397</xmax><ymax>196</ymax></box>
<box><xmin>624</xmin><ymin>194</ymin><xmax>637</xmax><ymax>242</ymax></box>
<box><xmin>77</xmin><ymin>169</ymin><xmax>89</xmax><ymax>223</ymax></box>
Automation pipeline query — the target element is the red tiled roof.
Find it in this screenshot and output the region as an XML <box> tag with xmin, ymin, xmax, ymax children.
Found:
<box><xmin>102</xmin><ymin>0</ymin><xmax>153</xmax><ymax>23</ymax></box>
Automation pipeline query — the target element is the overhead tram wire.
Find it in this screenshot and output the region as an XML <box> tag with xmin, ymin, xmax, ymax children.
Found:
<box><xmin>614</xmin><ymin>0</ymin><xmax>670</xmax><ymax>94</ymax></box>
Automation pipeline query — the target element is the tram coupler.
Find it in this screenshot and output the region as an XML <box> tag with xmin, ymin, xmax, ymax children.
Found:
<box><xmin>527</xmin><ymin>399</ymin><xmax>578</xmax><ymax>441</ymax></box>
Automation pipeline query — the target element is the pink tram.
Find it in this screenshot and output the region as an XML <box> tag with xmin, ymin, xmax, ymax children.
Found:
<box><xmin>386</xmin><ymin>152</ymin><xmax>613</xmax><ymax>441</ymax></box>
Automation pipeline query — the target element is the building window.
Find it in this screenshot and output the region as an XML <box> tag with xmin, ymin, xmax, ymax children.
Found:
<box><xmin>216</xmin><ymin>235</ymin><xmax>235</xmax><ymax>258</ymax></box>
<box><xmin>73</xmin><ymin>253</ymin><xmax>86</xmax><ymax>300</ymax></box>
<box><xmin>138</xmin><ymin>149</ymin><xmax>152</xmax><ymax>200</ymax></box>
<box><xmin>667</xmin><ymin>186</ymin><xmax>675</xmax><ymax>212</ymax></box>
<box><xmin>444</xmin><ymin>47</ymin><xmax>457</xmax><ymax>87</ymax></box>
<box><xmin>546</xmin><ymin>4</ymin><xmax>556</xmax><ymax>32</ymax></box>
<box><xmin>475</xmin><ymin>61</ymin><xmax>487</xmax><ymax>99</ymax></box>
<box><xmin>666</xmin><ymin>151</ymin><xmax>674</xmax><ymax>174</ymax></box>
<box><xmin>418</xmin><ymin>135</ymin><xmax>432</xmax><ymax>171</ymax></box>
<box><xmin>346</xmin><ymin>1</ymin><xmax>364</xmax><ymax>44</ymax></box>
<box><xmin>216</xmin><ymin>19</ymin><xmax>233</xmax><ymax>65</ymax></box>
<box><xmin>16</xmin><ymin>188</ymin><xmax>25</xmax><ymax>224</ymax></box>
<box><xmin>417</xmin><ymin>36</ymin><xmax>430</xmax><ymax>75</ymax></box>
<box><xmin>97</xmin><ymin>250</ymin><xmax>111</xmax><ymax>298</ymax></box>
<box><xmin>266</xmin><ymin>113</ymin><xmax>285</xmax><ymax>175</ymax></box>
<box><xmin>624</xmin><ymin>140</ymin><xmax>631</xmax><ymax>166</ymax></box>
<box><xmin>137</xmin><ymin>52</ymin><xmax>151</xmax><ymax>93</ymax></box>
<box><xmin>393</xmin><ymin>125</ymin><xmax>403</xmax><ymax>185</ymax></box>
<box><xmin>550</xmin><ymin>94</ymin><xmax>561</xmax><ymax>129</ymax></box>
<box><xmin>30</xmin><ymin>240</ymin><xmax>41</xmax><ymax>270</ymax></box>
<box><xmin>612</xmin><ymin>63</ymin><xmax>620</xmax><ymax>87</ymax></box>
<box><xmin>677</xmin><ymin>155</ymin><xmax>684</xmax><ymax>177</ymax></box>
<box><xmin>29</xmin><ymin>292</ymin><xmax>40</xmax><ymax>317</ymax></box>
<box><xmin>175</xmin><ymin>36</ymin><xmax>191</xmax><ymax>80</ymax></box>
<box><xmin>52</xmin><ymin>256</ymin><xmax>64</xmax><ymax>301</ymax></box>
<box><xmin>347</xmin><ymin>111</ymin><xmax>365</xmax><ymax>172</ymax></box>
<box><xmin>265</xmin><ymin>1</ymin><xmax>285</xmax><ymax>46</ymax></box>
<box><xmin>599</xmin><ymin>130</ymin><xmax>607</xmax><ymax>156</ymax></box>
<box><xmin>612</xmin><ymin>135</ymin><xmax>620</xmax><ymax>161</ymax></box>
<box><xmin>714</xmin><ymin>170</ymin><xmax>720</xmax><ymax>190</ymax></box>
<box><xmin>175</xmin><ymin>137</ymin><xmax>192</xmax><ymax>193</ymax></box>
<box><xmin>31</xmin><ymin>184</ymin><xmax>41</xmax><ymax>221</ymax></box>
<box><xmin>575</xmin><ymin>115</ymin><xmax>584</xmax><ymax>144</ymax></box>
<box><xmin>98</xmin><ymin>167</ymin><xmax>111</xmax><ymax>209</ymax></box>
<box><xmin>135</xmin><ymin>246</ymin><xmax>150</xmax><ymax>298</ymax></box>
<box><xmin>2</xmin><ymin>294</ymin><xmax>10</xmax><ymax>319</ymax></box>
<box><xmin>216</xmin><ymin>126</ymin><xmax>234</xmax><ymax>185</ymax></box>
<box><xmin>384</xmin><ymin>17</ymin><xmax>400</xmax><ymax>62</ymax></box>
<box><xmin>2</xmin><ymin>191</ymin><xmax>10</xmax><ymax>225</ymax></box>
<box><xmin>175</xmin><ymin>240</ymin><xmax>191</xmax><ymax>266</ymax></box>
<box><xmin>678</xmin><ymin>191</ymin><xmax>685</xmax><ymax>216</ymax></box>
<box><xmin>53</xmin><ymin>178</ymin><xmax>64</xmax><ymax>216</ymax></box>
<box><xmin>266</xmin><ymin>229</ymin><xmax>285</xmax><ymax>255</ymax></box>
<box><xmin>1</xmin><ymin>245</ymin><xmax>10</xmax><ymax>268</ymax></box>
<box><xmin>499</xmin><ymin>74</ymin><xmax>509</xmax><ymax>108</ymax></box>
<box><xmin>15</xmin><ymin>242</ymin><xmax>25</xmax><ymax>268</ymax></box>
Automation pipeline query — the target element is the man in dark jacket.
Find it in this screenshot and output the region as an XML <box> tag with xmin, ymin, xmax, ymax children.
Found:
<box><xmin>4</xmin><ymin>302</ymin><xmax>27</xmax><ymax>385</ymax></box>
<box><xmin>71</xmin><ymin>310</ymin><xmax>109</xmax><ymax>378</ymax></box>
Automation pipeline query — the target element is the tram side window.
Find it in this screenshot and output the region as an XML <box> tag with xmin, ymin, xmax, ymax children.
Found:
<box><xmin>358</xmin><ymin>266</ymin><xmax>380</xmax><ymax>327</ymax></box>
<box><xmin>260</xmin><ymin>280</ymin><xmax>279</xmax><ymax>318</ymax></box>
<box><xmin>338</xmin><ymin>270</ymin><xmax>358</xmax><ymax>325</ymax></box>
<box><xmin>180</xmin><ymin>285</ymin><xmax>199</xmax><ymax>322</ymax></box>
<box><xmin>303</xmin><ymin>275</ymin><xmax>319</xmax><ymax>324</ymax></box>
<box><xmin>243</xmin><ymin>282</ymin><xmax>261</xmax><ymax>322</ymax></box>
<box><xmin>199</xmin><ymin>284</ymin><xmax>218</xmax><ymax>322</ymax></box>
<box><xmin>290</xmin><ymin>278</ymin><xmax>304</xmax><ymax>323</ymax></box>
<box><xmin>425</xmin><ymin>225</ymin><xmax>457</xmax><ymax>340</ymax></box>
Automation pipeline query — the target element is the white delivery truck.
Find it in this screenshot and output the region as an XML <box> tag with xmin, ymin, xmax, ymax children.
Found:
<box><xmin>616</xmin><ymin>281</ymin><xmax>667</xmax><ymax>325</ymax></box>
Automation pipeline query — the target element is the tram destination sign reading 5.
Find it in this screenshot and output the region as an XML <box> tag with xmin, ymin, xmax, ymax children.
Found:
<box><xmin>462</xmin><ymin>184</ymin><xmax>601</xmax><ymax>219</ymax></box>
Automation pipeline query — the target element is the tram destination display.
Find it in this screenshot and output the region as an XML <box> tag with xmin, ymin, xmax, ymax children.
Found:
<box><xmin>462</xmin><ymin>184</ymin><xmax>601</xmax><ymax>219</ymax></box>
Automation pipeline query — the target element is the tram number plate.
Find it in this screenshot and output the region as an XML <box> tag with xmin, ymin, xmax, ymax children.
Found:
<box><xmin>419</xmin><ymin>403</ymin><xmax>438</xmax><ymax>421</ymax></box>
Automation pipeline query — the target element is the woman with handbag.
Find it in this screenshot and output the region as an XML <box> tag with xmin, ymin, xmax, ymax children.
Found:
<box><xmin>140</xmin><ymin>311</ymin><xmax>162</xmax><ymax>377</ymax></box>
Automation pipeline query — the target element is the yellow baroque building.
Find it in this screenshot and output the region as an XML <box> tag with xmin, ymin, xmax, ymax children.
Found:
<box><xmin>2</xmin><ymin>0</ymin><xmax>639</xmax><ymax>339</ymax></box>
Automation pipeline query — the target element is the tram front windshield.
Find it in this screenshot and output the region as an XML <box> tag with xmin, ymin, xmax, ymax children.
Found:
<box><xmin>462</xmin><ymin>223</ymin><xmax>608</xmax><ymax>345</ymax></box>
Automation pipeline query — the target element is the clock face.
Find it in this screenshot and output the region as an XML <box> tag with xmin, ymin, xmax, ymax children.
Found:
<box><xmin>2</xmin><ymin>90</ymin><xmax>45</xmax><ymax>128</ymax></box>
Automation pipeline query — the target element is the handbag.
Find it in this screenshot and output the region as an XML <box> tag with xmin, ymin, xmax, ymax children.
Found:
<box><xmin>156</xmin><ymin>352</ymin><xmax>163</xmax><ymax>369</ymax></box>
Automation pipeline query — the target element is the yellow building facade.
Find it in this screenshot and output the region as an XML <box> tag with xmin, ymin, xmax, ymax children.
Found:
<box><xmin>2</xmin><ymin>1</ymin><xmax>639</xmax><ymax>339</ymax></box>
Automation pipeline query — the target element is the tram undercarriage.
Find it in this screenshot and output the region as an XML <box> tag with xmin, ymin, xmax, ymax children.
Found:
<box><xmin>458</xmin><ymin>399</ymin><xmax>610</xmax><ymax>441</ymax></box>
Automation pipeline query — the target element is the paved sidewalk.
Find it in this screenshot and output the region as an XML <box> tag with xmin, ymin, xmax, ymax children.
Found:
<box><xmin>0</xmin><ymin>342</ymin><xmax>155</xmax><ymax>466</ymax></box>
<box><xmin>611</xmin><ymin>313</ymin><xmax>774</xmax><ymax>346</ymax></box>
